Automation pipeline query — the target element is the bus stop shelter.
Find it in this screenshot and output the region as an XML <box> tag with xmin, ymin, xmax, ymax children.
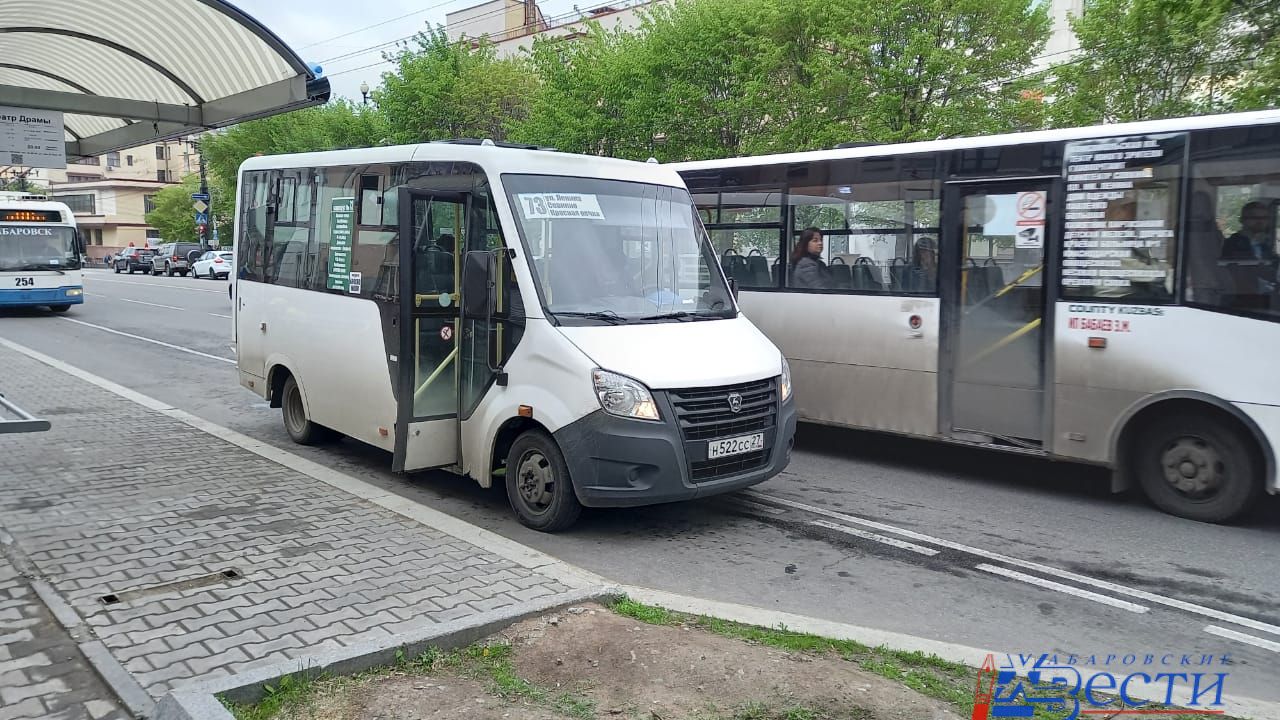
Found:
<box><xmin>0</xmin><ymin>0</ymin><xmax>330</xmax><ymax>160</ymax></box>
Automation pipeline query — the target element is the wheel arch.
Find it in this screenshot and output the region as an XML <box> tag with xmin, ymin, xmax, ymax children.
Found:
<box><xmin>265</xmin><ymin>356</ymin><xmax>309</xmax><ymax>417</ymax></box>
<box><xmin>1109</xmin><ymin>390</ymin><xmax>1274</xmax><ymax>495</ymax></box>
<box><xmin>487</xmin><ymin>416</ymin><xmax>553</xmax><ymax>489</ymax></box>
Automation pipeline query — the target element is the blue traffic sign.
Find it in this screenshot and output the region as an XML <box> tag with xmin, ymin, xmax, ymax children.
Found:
<box><xmin>194</xmin><ymin>211</ymin><xmax>208</xmax><ymax>225</ymax></box>
<box><xmin>191</xmin><ymin>192</ymin><xmax>210</xmax><ymax>201</ymax></box>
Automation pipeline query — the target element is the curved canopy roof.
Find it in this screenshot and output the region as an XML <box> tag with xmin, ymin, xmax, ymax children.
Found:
<box><xmin>0</xmin><ymin>0</ymin><xmax>330</xmax><ymax>158</ymax></box>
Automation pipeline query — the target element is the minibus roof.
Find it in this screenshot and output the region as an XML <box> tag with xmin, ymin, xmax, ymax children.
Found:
<box><xmin>239</xmin><ymin>143</ymin><xmax>686</xmax><ymax>189</ymax></box>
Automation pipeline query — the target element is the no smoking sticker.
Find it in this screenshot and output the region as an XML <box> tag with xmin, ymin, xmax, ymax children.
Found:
<box><xmin>440</xmin><ymin>325</ymin><xmax>453</xmax><ymax>342</ymax></box>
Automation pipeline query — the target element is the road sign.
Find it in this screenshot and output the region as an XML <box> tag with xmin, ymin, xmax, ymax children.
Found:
<box><xmin>194</xmin><ymin>211</ymin><xmax>208</xmax><ymax>225</ymax></box>
<box><xmin>192</xmin><ymin>200</ymin><xmax>208</xmax><ymax>213</ymax></box>
<box><xmin>190</xmin><ymin>192</ymin><xmax>210</xmax><ymax>201</ymax></box>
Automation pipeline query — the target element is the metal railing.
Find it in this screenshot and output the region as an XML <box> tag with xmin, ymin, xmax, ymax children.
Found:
<box><xmin>0</xmin><ymin>393</ymin><xmax>50</xmax><ymax>434</ymax></box>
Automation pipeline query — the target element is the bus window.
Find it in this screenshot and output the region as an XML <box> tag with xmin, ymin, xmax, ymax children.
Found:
<box><xmin>1185</xmin><ymin>129</ymin><xmax>1280</xmax><ymax>318</ymax></box>
<box><xmin>693</xmin><ymin>189</ymin><xmax>783</xmax><ymax>289</ymax></box>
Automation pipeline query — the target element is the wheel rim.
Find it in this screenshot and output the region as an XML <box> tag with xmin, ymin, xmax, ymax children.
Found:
<box><xmin>283</xmin><ymin>384</ymin><xmax>306</xmax><ymax>435</ymax></box>
<box><xmin>1160</xmin><ymin>435</ymin><xmax>1226</xmax><ymax>500</ymax></box>
<box><xmin>515</xmin><ymin>450</ymin><xmax>555</xmax><ymax>515</ymax></box>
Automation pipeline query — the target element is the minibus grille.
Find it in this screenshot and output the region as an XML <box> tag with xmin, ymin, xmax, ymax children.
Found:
<box><xmin>670</xmin><ymin>378</ymin><xmax>777</xmax><ymax>482</ymax></box>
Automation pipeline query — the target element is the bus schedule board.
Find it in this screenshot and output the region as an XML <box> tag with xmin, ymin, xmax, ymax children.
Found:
<box><xmin>0</xmin><ymin>105</ymin><xmax>66</xmax><ymax>169</ymax></box>
<box><xmin>1061</xmin><ymin>133</ymin><xmax>1185</xmax><ymax>300</ymax></box>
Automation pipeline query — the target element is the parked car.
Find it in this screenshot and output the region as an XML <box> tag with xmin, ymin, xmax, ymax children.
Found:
<box><xmin>192</xmin><ymin>250</ymin><xmax>233</xmax><ymax>279</ymax></box>
<box><xmin>152</xmin><ymin>242</ymin><xmax>203</xmax><ymax>276</ymax></box>
<box><xmin>113</xmin><ymin>248</ymin><xmax>155</xmax><ymax>274</ymax></box>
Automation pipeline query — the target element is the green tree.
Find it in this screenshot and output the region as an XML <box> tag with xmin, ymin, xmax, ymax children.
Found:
<box><xmin>1047</xmin><ymin>0</ymin><xmax>1237</xmax><ymax>126</ymax></box>
<box><xmin>144</xmin><ymin>174</ymin><xmax>230</xmax><ymax>245</ymax></box>
<box><xmin>198</xmin><ymin>99</ymin><xmax>387</xmax><ymax>206</ymax></box>
<box><xmin>514</xmin><ymin>0</ymin><xmax>1051</xmax><ymax>161</ymax></box>
<box><xmin>376</xmin><ymin>26</ymin><xmax>538</xmax><ymax>144</ymax></box>
<box><xmin>1226</xmin><ymin>1</ymin><xmax>1280</xmax><ymax>111</ymax></box>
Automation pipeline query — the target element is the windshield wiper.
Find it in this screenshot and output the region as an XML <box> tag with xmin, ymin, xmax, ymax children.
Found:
<box><xmin>11</xmin><ymin>263</ymin><xmax>65</xmax><ymax>274</ymax></box>
<box><xmin>636</xmin><ymin>311</ymin><xmax>699</xmax><ymax>322</ymax></box>
<box><xmin>553</xmin><ymin>310</ymin><xmax>629</xmax><ymax>325</ymax></box>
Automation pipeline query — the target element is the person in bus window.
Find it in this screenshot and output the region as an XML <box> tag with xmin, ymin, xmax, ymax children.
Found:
<box><xmin>789</xmin><ymin>227</ymin><xmax>829</xmax><ymax>289</ymax></box>
<box><xmin>1222</xmin><ymin>201</ymin><xmax>1278</xmax><ymax>261</ymax></box>
<box><xmin>908</xmin><ymin>236</ymin><xmax>938</xmax><ymax>292</ymax></box>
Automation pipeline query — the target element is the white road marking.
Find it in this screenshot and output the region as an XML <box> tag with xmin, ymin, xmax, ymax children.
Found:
<box><xmin>56</xmin><ymin>317</ymin><xmax>235</xmax><ymax>365</ymax></box>
<box><xmin>745</xmin><ymin>490</ymin><xmax>1280</xmax><ymax>637</ymax></box>
<box><xmin>84</xmin><ymin>292</ymin><xmax>108</xmax><ymax>299</ymax></box>
<box><xmin>810</xmin><ymin>519</ymin><xmax>940</xmax><ymax>556</ymax></box>
<box><xmin>1204</xmin><ymin>625</ymin><xmax>1280</xmax><ymax>653</ymax></box>
<box><xmin>976</xmin><ymin>564</ymin><xmax>1149</xmax><ymax>613</ymax></box>
<box><xmin>208</xmin><ymin>313</ymin><xmax>232</xmax><ymax>319</ymax></box>
<box><xmin>119</xmin><ymin>298</ymin><xmax>183</xmax><ymax>311</ymax></box>
<box><xmin>87</xmin><ymin>277</ymin><xmax>226</xmax><ymax>294</ymax></box>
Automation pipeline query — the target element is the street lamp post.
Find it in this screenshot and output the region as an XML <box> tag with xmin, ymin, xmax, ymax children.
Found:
<box><xmin>360</xmin><ymin>81</ymin><xmax>370</xmax><ymax>106</ymax></box>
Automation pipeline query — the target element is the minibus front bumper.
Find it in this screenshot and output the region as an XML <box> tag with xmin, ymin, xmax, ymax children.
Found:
<box><xmin>554</xmin><ymin>389</ymin><xmax>797</xmax><ymax>508</ymax></box>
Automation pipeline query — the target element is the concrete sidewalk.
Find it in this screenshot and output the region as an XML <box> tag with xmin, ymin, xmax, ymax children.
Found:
<box><xmin>0</xmin><ymin>340</ymin><xmax>599</xmax><ymax>720</ymax></box>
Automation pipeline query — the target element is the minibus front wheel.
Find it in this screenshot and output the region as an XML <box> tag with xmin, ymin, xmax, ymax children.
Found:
<box><xmin>506</xmin><ymin>430</ymin><xmax>582</xmax><ymax>532</ymax></box>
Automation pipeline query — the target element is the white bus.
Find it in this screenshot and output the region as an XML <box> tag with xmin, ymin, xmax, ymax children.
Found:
<box><xmin>673</xmin><ymin>110</ymin><xmax>1280</xmax><ymax>523</ymax></box>
<box><xmin>232</xmin><ymin>141</ymin><xmax>796</xmax><ymax>531</ymax></box>
<box><xmin>0</xmin><ymin>192</ymin><xmax>84</xmax><ymax>312</ymax></box>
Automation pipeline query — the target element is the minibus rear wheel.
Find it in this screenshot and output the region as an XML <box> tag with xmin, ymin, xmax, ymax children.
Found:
<box><xmin>281</xmin><ymin>375</ymin><xmax>337</xmax><ymax>445</ymax></box>
<box><xmin>506</xmin><ymin>430</ymin><xmax>581</xmax><ymax>532</ymax></box>
<box><xmin>1135</xmin><ymin>412</ymin><xmax>1262</xmax><ymax>523</ymax></box>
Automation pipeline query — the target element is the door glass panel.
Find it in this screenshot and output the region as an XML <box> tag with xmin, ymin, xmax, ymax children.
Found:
<box><xmin>408</xmin><ymin>195</ymin><xmax>465</xmax><ymax>419</ymax></box>
<box><xmin>953</xmin><ymin>190</ymin><xmax>1046</xmax><ymax>442</ymax></box>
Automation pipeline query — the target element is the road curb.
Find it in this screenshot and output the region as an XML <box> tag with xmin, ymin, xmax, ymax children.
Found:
<box><xmin>153</xmin><ymin>585</ymin><xmax>622</xmax><ymax>720</ymax></box>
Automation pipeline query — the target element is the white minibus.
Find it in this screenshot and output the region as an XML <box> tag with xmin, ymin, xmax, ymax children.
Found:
<box><xmin>233</xmin><ymin>141</ymin><xmax>796</xmax><ymax>530</ymax></box>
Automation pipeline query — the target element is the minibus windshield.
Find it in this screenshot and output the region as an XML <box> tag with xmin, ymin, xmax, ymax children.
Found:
<box><xmin>504</xmin><ymin>174</ymin><xmax>735</xmax><ymax>324</ymax></box>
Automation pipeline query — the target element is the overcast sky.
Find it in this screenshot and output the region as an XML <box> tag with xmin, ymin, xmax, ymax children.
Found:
<box><xmin>231</xmin><ymin>0</ymin><xmax>586</xmax><ymax>103</ymax></box>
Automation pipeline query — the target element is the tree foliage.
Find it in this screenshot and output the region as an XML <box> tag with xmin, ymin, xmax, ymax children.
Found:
<box><xmin>143</xmin><ymin>174</ymin><xmax>230</xmax><ymax>245</ymax></box>
<box><xmin>514</xmin><ymin>0</ymin><xmax>1050</xmax><ymax>160</ymax></box>
<box><xmin>1047</xmin><ymin>0</ymin><xmax>1238</xmax><ymax>126</ymax></box>
<box><xmin>377</xmin><ymin>26</ymin><xmax>538</xmax><ymax>145</ymax></box>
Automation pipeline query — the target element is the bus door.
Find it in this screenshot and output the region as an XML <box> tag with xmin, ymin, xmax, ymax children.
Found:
<box><xmin>393</xmin><ymin>189</ymin><xmax>467</xmax><ymax>472</ymax></box>
<box><xmin>941</xmin><ymin>181</ymin><xmax>1053</xmax><ymax>446</ymax></box>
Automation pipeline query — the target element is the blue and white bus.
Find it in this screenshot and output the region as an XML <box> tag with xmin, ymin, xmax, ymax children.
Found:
<box><xmin>0</xmin><ymin>192</ymin><xmax>84</xmax><ymax>312</ymax></box>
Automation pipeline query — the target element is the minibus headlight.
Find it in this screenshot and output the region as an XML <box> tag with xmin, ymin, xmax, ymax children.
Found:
<box><xmin>780</xmin><ymin>356</ymin><xmax>792</xmax><ymax>403</ymax></box>
<box><xmin>592</xmin><ymin>369</ymin><xmax>660</xmax><ymax>421</ymax></box>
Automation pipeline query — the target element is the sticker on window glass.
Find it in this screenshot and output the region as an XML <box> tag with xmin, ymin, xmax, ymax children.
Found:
<box><xmin>517</xmin><ymin>193</ymin><xmax>605</xmax><ymax>221</ymax></box>
<box><xmin>348</xmin><ymin>271</ymin><xmax>362</xmax><ymax>294</ymax></box>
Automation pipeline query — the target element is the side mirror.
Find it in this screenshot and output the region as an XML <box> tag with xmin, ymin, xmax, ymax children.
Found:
<box><xmin>461</xmin><ymin>250</ymin><xmax>495</xmax><ymax>321</ymax></box>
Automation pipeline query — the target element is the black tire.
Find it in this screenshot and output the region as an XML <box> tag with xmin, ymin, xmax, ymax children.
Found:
<box><xmin>127</xmin><ymin>266</ymin><xmax>135</xmax><ymax>274</ymax></box>
<box><xmin>505</xmin><ymin>430</ymin><xmax>582</xmax><ymax>532</ymax></box>
<box><xmin>1135</xmin><ymin>412</ymin><xmax>1262</xmax><ymax>523</ymax></box>
<box><xmin>280</xmin><ymin>375</ymin><xmax>338</xmax><ymax>445</ymax></box>
<box><xmin>48</xmin><ymin>304</ymin><xmax>70</xmax><ymax>313</ymax></box>
<box><xmin>166</xmin><ymin>265</ymin><xmax>175</xmax><ymax>277</ymax></box>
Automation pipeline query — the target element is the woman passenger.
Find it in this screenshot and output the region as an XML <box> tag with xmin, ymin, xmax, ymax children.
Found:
<box><xmin>789</xmin><ymin>227</ymin><xmax>829</xmax><ymax>289</ymax></box>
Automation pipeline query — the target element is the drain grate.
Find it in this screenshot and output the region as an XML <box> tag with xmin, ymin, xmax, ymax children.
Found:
<box><xmin>98</xmin><ymin>567</ymin><xmax>244</xmax><ymax>606</ymax></box>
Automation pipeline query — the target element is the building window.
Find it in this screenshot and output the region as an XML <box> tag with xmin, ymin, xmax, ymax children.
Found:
<box><xmin>144</xmin><ymin>194</ymin><xmax>157</xmax><ymax>214</ymax></box>
<box><xmin>93</xmin><ymin>229</ymin><xmax>104</xmax><ymax>245</ymax></box>
<box><xmin>66</xmin><ymin>174</ymin><xmax>98</xmax><ymax>183</ymax></box>
<box><xmin>106</xmin><ymin>152</ymin><xmax>120</xmax><ymax>168</ymax></box>
<box><xmin>155</xmin><ymin>145</ymin><xmax>168</xmax><ymax>161</ymax></box>
<box><xmin>71</xmin><ymin>156</ymin><xmax>99</xmax><ymax>166</ymax></box>
<box><xmin>146</xmin><ymin>229</ymin><xmax>161</xmax><ymax>239</ymax></box>
<box><xmin>157</xmin><ymin>170</ymin><xmax>171</xmax><ymax>183</ymax></box>
<box><xmin>126</xmin><ymin>155</ymin><xmax>134</xmax><ymax>167</ymax></box>
<box><xmin>60</xmin><ymin>193</ymin><xmax>96</xmax><ymax>214</ymax></box>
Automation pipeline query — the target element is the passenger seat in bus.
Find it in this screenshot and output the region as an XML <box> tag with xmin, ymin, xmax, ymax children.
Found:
<box><xmin>851</xmin><ymin>257</ymin><xmax>882</xmax><ymax>291</ymax></box>
<box><xmin>745</xmin><ymin>253</ymin><xmax>771</xmax><ymax>287</ymax></box>
<box><xmin>828</xmin><ymin>258</ymin><xmax>853</xmax><ymax>289</ymax></box>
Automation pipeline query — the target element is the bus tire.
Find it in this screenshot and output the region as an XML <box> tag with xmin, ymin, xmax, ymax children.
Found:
<box><xmin>1135</xmin><ymin>412</ymin><xmax>1262</xmax><ymax>523</ymax></box>
<box><xmin>281</xmin><ymin>375</ymin><xmax>332</xmax><ymax>445</ymax></box>
<box><xmin>505</xmin><ymin>430</ymin><xmax>581</xmax><ymax>532</ymax></box>
<box><xmin>48</xmin><ymin>305</ymin><xmax>70</xmax><ymax>313</ymax></box>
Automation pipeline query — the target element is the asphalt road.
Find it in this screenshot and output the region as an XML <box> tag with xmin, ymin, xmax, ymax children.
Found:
<box><xmin>3</xmin><ymin>267</ymin><xmax>1279</xmax><ymax>704</ymax></box>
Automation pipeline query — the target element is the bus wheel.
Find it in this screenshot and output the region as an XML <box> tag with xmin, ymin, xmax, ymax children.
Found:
<box><xmin>1135</xmin><ymin>413</ymin><xmax>1262</xmax><ymax>523</ymax></box>
<box><xmin>281</xmin><ymin>375</ymin><xmax>327</xmax><ymax>445</ymax></box>
<box><xmin>506</xmin><ymin>430</ymin><xmax>581</xmax><ymax>532</ymax></box>
<box><xmin>48</xmin><ymin>305</ymin><xmax>70</xmax><ymax>313</ymax></box>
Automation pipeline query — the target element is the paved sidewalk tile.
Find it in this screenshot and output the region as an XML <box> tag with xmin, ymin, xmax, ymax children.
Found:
<box><xmin>0</xmin><ymin>343</ymin><xmax>579</xmax><ymax>707</ymax></box>
<box><xmin>0</xmin><ymin>554</ymin><xmax>128</xmax><ymax>720</ymax></box>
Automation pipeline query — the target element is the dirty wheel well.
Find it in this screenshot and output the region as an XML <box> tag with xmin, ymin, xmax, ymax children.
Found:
<box><xmin>267</xmin><ymin>365</ymin><xmax>293</xmax><ymax>409</ymax></box>
<box><xmin>492</xmin><ymin>417</ymin><xmax>547</xmax><ymax>476</ymax></box>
